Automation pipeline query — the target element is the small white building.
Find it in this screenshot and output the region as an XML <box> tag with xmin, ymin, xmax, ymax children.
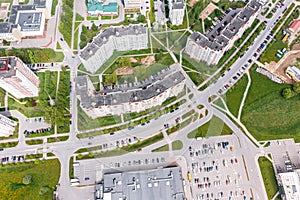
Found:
<box><xmin>286</xmin><ymin>66</ymin><xmax>300</xmax><ymax>82</ymax></box>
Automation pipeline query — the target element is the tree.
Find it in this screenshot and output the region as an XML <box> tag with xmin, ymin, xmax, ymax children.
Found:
<box><xmin>282</xmin><ymin>88</ymin><xmax>296</xmax><ymax>99</ymax></box>
<box><xmin>91</xmin><ymin>23</ymin><xmax>98</xmax><ymax>31</ymax></box>
<box><xmin>22</xmin><ymin>175</ymin><xmax>32</xmax><ymax>185</ymax></box>
<box><xmin>105</xmin><ymin>72</ymin><xmax>117</xmax><ymax>84</ymax></box>
<box><xmin>137</xmin><ymin>15</ymin><xmax>146</xmax><ymax>23</ymax></box>
<box><xmin>39</xmin><ymin>186</ymin><xmax>49</xmax><ymax>195</ymax></box>
<box><xmin>116</xmin><ymin>57</ymin><xmax>131</xmax><ymax>67</ymax></box>
<box><xmin>292</xmin><ymin>82</ymin><xmax>300</xmax><ymax>93</ymax></box>
<box><xmin>88</xmin><ymin>153</ymin><xmax>94</xmax><ymax>158</ymax></box>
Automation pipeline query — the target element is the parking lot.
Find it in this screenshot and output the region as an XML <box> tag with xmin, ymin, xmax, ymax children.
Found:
<box><xmin>184</xmin><ymin>135</ymin><xmax>253</xmax><ymax>200</ymax></box>
<box><xmin>266</xmin><ymin>139</ymin><xmax>300</xmax><ymax>174</ymax></box>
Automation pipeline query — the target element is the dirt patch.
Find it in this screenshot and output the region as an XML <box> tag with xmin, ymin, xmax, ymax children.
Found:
<box><xmin>115</xmin><ymin>66</ymin><xmax>134</xmax><ymax>75</ymax></box>
<box><xmin>189</xmin><ymin>0</ymin><xmax>198</xmax><ymax>7</ymax></box>
<box><xmin>199</xmin><ymin>3</ymin><xmax>218</xmax><ymax>20</ymax></box>
<box><xmin>266</xmin><ymin>51</ymin><xmax>300</xmax><ymax>84</ymax></box>
<box><xmin>292</xmin><ymin>43</ymin><xmax>300</xmax><ymax>50</ymax></box>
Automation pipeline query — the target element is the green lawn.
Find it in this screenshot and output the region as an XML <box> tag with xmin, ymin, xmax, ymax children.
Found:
<box><xmin>152</xmin><ymin>140</ymin><xmax>183</xmax><ymax>152</ymax></box>
<box><xmin>187</xmin><ymin>116</ymin><xmax>232</xmax><ymax>138</ymax></box>
<box><xmin>73</xmin><ymin>29</ymin><xmax>79</xmax><ymax>50</ymax></box>
<box><xmin>77</xmin><ymin>103</ymin><xmax>121</xmax><ymax>131</ymax></box>
<box><xmin>59</xmin><ymin>0</ymin><xmax>73</xmax><ymax>46</ymax></box>
<box><xmin>0</xmin><ymin>87</ymin><xmax>5</xmax><ymax>107</ymax></box>
<box><xmin>241</xmin><ymin>66</ymin><xmax>300</xmax><ymax>142</ymax></box>
<box><xmin>152</xmin><ymin>140</ymin><xmax>184</xmax><ymax>152</ymax></box>
<box><xmin>152</xmin><ymin>143</ymin><xmax>169</xmax><ymax>152</ymax></box>
<box><xmin>224</xmin><ymin>75</ymin><xmax>248</xmax><ymax>117</ymax></box>
<box><xmin>122</xmin><ymin>133</ymin><xmax>164</xmax><ymax>152</ymax></box>
<box><xmin>75</xmin><ymin>13</ymin><xmax>84</xmax><ymax>21</ymax></box>
<box><xmin>0</xmin><ymin>159</ymin><xmax>60</xmax><ymax>200</ymax></box>
<box><xmin>217</xmin><ymin>0</ymin><xmax>246</xmax><ymax>11</ymax></box>
<box><xmin>0</xmin><ymin>48</ymin><xmax>64</xmax><ymax>64</ymax></box>
<box><xmin>258</xmin><ymin>157</ymin><xmax>279</xmax><ymax>199</ymax></box>
<box><xmin>51</xmin><ymin>0</ymin><xmax>58</xmax><ymax>15</ymax></box>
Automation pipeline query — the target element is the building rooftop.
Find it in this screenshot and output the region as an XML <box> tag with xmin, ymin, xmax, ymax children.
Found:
<box><xmin>289</xmin><ymin>19</ymin><xmax>300</xmax><ymax>32</ymax></box>
<box><xmin>0</xmin><ymin>57</ymin><xmax>17</xmax><ymax>78</ymax></box>
<box><xmin>33</xmin><ymin>0</ymin><xmax>47</xmax><ymax>8</ymax></box>
<box><xmin>189</xmin><ymin>0</ymin><xmax>260</xmax><ymax>51</ymax></box>
<box><xmin>278</xmin><ymin>170</ymin><xmax>300</xmax><ymax>200</ymax></box>
<box><xmin>76</xmin><ymin>68</ymin><xmax>185</xmax><ymax>109</ymax></box>
<box><xmin>0</xmin><ymin>22</ymin><xmax>13</xmax><ymax>33</ymax></box>
<box><xmin>16</xmin><ymin>11</ymin><xmax>43</xmax><ymax>32</ymax></box>
<box><xmin>170</xmin><ymin>0</ymin><xmax>185</xmax><ymax>9</ymax></box>
<box><xmin>88</xmin><ymin>0</ymin><xmax>118</xmax><ymax>13</ymax></box>
<box><xmin>287</xmin><ymin>66</ymin><xmax>300</xmax><ymax>81</ymax></box>
<box><xmin>80</xmin><ymin>24</ymin><xmax>147</xmax><ymax>61</ymax></box>
<box><xmin>9</xmin><ymin>5</ymin><xmax>36</xmax><ymax>24</ymax></box>
<box><xmin>102</xmin><ymin>167</ymin><xmax>185</xmax><ymax>200</ymax></box>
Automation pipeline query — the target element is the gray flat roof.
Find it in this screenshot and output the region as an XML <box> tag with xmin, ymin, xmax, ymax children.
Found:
<box><xmin>9</xmin><ymin>5</ymin><xmax>36</xmax><ymax>24</ymax></box>
<box><xmin>189</xmin><ymin>0</ymin><xmax>260</xmax><ymax>51</ymax></box>
<box><xmin>76</xmin><ymin>69</ymin><xmax>185</xmax><ymax>109</ymax></box>
<box><xmin>80</xmin><ymin>24</ymin><xmax>147</xmax><ymax>61</ymax></box>
<box><xmin>34</xmin><ymin>0</ymin><xmax>47</xmax><ymax>8</ymax></box>
<box><xmin>103</xmin><ymin>167</ymin><xmax>185</xmax><ymax>200</ymax></box>
<box><xmin>17</xmin><ymin>12</ymin><xmax>43</xmax><ymax>31</ymax></box>
<box><xmin>0</xmin><ymin>57</ymin><xmax>18</xmax><ymax>78</ymax></box>
<box><xmin>170</xmin><ymin>0</ymin><xmax>184</xmax><ymax>9</ymax></box>
<box><xmin>0</xmin><ymin>22</ymin><xmax>13</xmax><ymax>33</ymax></box>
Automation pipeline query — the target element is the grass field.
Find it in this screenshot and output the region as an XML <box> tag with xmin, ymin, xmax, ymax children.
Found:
<box><xmin>0</xmin><ymin>159</ymin><xmax>60</xmax><ymax>200</ymax></box>
<box><xmin>152</xmin><ymin>140</ymin><xmax>183</xmax><ymax>152</ymax></box>
<box><xmin>224</xmin><ymin>75</ymin><xmax>248</xmax><ymax>117</ymax></box>
<box><xmin>258</xmin><ymin>157</ymin><xmax>279</xmax><ymax>199</ymax></box>
<box><xmin>77</xmin><ymin>103</ymin><xmax>121</xmax><ymax>131</ymax></box>
<box><xmin>187</xmin><ymin>116</ymin><xmax>233</xmax><ymax>138</ymax></box>
<box><xmin>241</xmin><ymin>67</ymin><xmax>300</xmax><ymax>142</ymax></box>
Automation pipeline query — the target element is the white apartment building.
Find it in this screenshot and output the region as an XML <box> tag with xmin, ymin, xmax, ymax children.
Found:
<box><xmin>76</xmin><ymin>68</ymin><xmax>185</xmax><ymax>118</ymax></box>
<box><xmin>168</xmin><ymin>0</ymin><xmax>185</xmax><ymax>26</ymax></box>
<box><xmin>80</xmin><ymin>24</ymin><xmax>148</xmax><ymax>73</ymax></box>
<box><xmin>0</xmin><ymin>114</ymin><xmax>17</xmax><ymax>137</ymax></box>
<box><xmin>185</xmin><ymin>0</ymin><xmax>260</xmax><ymax>65</ymax></box>
<box><xmin>0</xmin><ymin>57</ymin><xmax>40</xmax><ymax>99</ymax></box>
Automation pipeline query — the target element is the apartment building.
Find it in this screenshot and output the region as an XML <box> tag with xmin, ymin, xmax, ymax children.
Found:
<box><xmin>185</xmin><ymin>0</ymin><xmax>260</xmax><ymax>65</ymax></box>
<box><xmin>80</xmin><ymin>24</ymin><xmax>148</xmax><ymax>73</ymax></box>
<box><xmin>0</xmin><ymin>0</ymin><xmax>51</xmax><ymax>43</ymax></box>
<box><xmin>0</xmin><ymin>57</ymin><xmax>40</xmax><ymax>99</ymax></box>
<box><xmin>0</xmin><ymin>114</ymin><xmax>17</xmax><ymax>137</ymax></box>
<box><xmin>168</xmin><ymin>0</ymin><xmax>185</xmax><ymax>26</ymax></box>
<box><xmin>76</xmin><ymin>67</ymin><xmax>185</xmax><ymax>118</ymax></box>
<box><xmin>123</xmin><ymin>0</ymin><xmax>149</xmax><ymax>15</ymax></box>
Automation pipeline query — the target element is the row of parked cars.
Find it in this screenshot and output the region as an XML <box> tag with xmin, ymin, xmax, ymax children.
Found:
<box><xmin>24</xmin><ymin>127</ymin><xmax>51</xmax><ymax>136</ymax></box>
<box><xmin>1</xmin><ymin>155</ymin><xmax>24</xmax><ymax>164</ymax></box>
